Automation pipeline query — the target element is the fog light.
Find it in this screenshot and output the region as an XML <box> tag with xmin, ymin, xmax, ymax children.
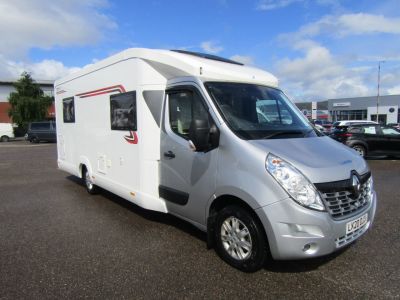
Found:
<box><xmin>302</xmin><ymin>243</ymin><xmax>318</xmax><ymax>254</ymax></box>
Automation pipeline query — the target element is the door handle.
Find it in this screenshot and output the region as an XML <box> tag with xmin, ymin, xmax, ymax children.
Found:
<box><xmin>164</xmin><ymin>151</ymin><xmax>176</xmax><ymax>159</ymax></box>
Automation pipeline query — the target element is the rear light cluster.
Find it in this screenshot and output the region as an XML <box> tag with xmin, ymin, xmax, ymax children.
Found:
<box><xmin>338</xmin><ymin>133</ymin><xmax>352</xmax><ymax>137</ymax></box>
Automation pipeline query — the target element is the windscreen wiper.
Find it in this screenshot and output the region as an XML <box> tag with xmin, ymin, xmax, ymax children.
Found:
<box><xmin>261</xmin><ymin>130</ymin><xmax>305</xmax><ymax>139</ymax></box>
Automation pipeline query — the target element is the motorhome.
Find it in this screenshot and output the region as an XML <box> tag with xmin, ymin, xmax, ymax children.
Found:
<box><xmin>55</xmin><ymin>49</ymin><xmax>377</xmax><ymax>272</ymax></box>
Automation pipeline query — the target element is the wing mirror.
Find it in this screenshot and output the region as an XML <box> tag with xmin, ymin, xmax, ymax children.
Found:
<box><xmin>189</xmin><ymin>119</ymin><xmax>219</xmax><ymax>152</ymax></box>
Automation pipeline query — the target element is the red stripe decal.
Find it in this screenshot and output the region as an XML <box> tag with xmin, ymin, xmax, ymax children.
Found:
<box><xmin>76</xmin><ymin>85</ymin><xmax>126</xmax><ymax>98</ymax></box>
<box><xmin>124</xmin><ymin>131</ymin><xmax>138</xmax><ymax>144</ymax></box>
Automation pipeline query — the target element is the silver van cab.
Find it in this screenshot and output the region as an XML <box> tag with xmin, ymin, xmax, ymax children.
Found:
<box><xmin>186</xmin><ymin>81</ymin><xmax>377</xmax><ymax>271</ymax></box>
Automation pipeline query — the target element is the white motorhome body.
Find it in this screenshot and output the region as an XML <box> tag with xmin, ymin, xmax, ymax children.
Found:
<box><xmin>55</xmin><ymin>48</ymin><xmax>277</xmax><ymax>215</ymax></box>
<box><xmin>55</xmin><ymin>48</ymin><xmax>376</xmax><ymax>272</ymax></box>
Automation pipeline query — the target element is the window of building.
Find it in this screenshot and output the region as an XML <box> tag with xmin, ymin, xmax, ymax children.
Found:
<box><xmin>110</xmin><ymin>91</ymin><xmax>137</xmax><ymax>131</ymax></box>
<box><xmin>63</xmin><ymin>97</ymin><xmax>75</xmax><ymax>123</ymax></box>
<box><xmin>331</xmin><ymin>109</ymin><xmax>367</xmax><ymax>122</ymax></box>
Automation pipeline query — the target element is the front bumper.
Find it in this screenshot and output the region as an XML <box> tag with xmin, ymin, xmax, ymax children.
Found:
<box><xmin>255</xmin><ymin>191</ymin><xmax>377</xmax><ymax>260</ymax></box>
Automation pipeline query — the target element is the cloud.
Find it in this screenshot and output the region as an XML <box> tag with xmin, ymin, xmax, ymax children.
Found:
<box><xmin>200</xmin><ymin>41</ymin><xmax>224</xmax><ymax>54</ymax></box>
<box><xmin>0</xmin><ymin>0</ymin><xmax>116</xmax><ymax>60</ymax></box>
<box><xmin>388</xmin><ymin>85</ymin><xmax>400</xmax><ymax>95</ymax></box>
<box><xmin>256</xmin><ymin>0</ymin><xmax>303</xmax><ymax>10</ymax></box>
<box><xmin>282</xmin><ymin>13</ymin><xmax>400</xmax><ymax>41</ymax></box>
<box><xmin>0</xmin><ymin>56</ymin><xmax>81</xmax><ymax>81</ymax></box>
<box><xmin>230</xmin><ymin>55</ymin><xmax>254</xmax><ymax>65</ymax></box>
<box><xmin>275</xmin><ymin>41</ymin><xmax>373</xmax><ymax>100</ymax></box>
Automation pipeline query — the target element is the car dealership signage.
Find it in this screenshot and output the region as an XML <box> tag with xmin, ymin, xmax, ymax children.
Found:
<box><xmin>333</xmin><ymin>102</ymin><xmax>351</xmax><ymax>107</ymax></box>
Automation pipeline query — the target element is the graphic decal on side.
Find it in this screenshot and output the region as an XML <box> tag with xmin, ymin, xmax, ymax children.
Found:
<box><xmin>76</xmin><ymin>85</ymin><xmax>126</xmax><ymax>98</ymax></box>
<box><xmin>124</xmin><ymin>131</ymin><xmax>138</xmax><ymax>144</ymax></box>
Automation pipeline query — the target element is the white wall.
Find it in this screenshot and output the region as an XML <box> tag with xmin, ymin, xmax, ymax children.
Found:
<box><xmin>0</xmin><ymin>83</ymin><xmax>54</xmax><ymax>102</ymax></box>
<box><xmin>367</xmin><ymin>105</ymin><xmax>398</xmax><ymax>123</ymax></box>
<box><xmin>0</xmin><ymin>85</ymin><xmax>15</xmax><ymax>102</ymax></box>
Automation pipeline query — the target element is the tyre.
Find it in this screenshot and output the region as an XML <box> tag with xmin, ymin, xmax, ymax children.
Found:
<box><xmin>352</xmin><ymin>145</ymin><xmax>366</xmax><ymax>157</ymax></box>
<box><xmin>31</xmin><ymin>136</ymin><xmax>39</xmax><ymax>143</ymax></box>
<box><xmin>0</xmin><ymin>135</ymin><xmax>9</xmax><ymax>142</ymax></box>
<box><xmin>83</xmin><ymin>168</ymin><xmax>99</xmax><ymax>194</ymax></box>
<box><xmin>214</xmin><ymin>205</ymin><xmax>268</xmax><ymax>272</ymax></box>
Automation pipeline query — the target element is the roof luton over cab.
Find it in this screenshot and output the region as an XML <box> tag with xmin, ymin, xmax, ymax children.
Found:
<box><xmin>55</xmin><ymin>48</ymin><xmax>376</xmax><ymax>272</ymax></box>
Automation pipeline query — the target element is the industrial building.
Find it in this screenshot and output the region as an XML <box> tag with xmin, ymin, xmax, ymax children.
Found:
<box><xmin>296</xmin><ymin>94</ymin><xmax>400</xmax><ymax>124</ymax></box>
<box><xmin>0</xmin><ymin>79</ymin><xmax>54</xmax><ymax>123</ymax></box>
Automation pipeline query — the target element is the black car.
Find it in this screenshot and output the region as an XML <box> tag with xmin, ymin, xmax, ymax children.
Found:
<box><xmin>27</xmin><ymin>121</ymin><xmax>57</xmax><ymax>143</ymax></box>
<box><xmin>330</xmin><ymin>124</ymin><xmax>400</xmax><ymax>157</ymax></box>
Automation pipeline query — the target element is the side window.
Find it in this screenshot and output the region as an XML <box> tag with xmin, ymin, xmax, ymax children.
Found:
<box><xmin>168</xmin><ymin>90</ymin><xmax>209</xmax><ymax>140</ymax></box>
<box><xmin>110</xmin><ymin>91</ymin><xmax>137</xmax><ymax>131</ymax></box>
<box><xmin>63</xmin><ymin>97</ymin><xmax>75</xmax><ymax>123</ymax></box>
<box><xmin>382</xmin><ymin>127</ymin><xmax>400</xmax><ymax>135</ymax></box>
<box><xmin>348</xmin><ymin>127</ymin><xmax>362</xmax><ymax>134</ymax></box>
<box><xmin>363</xmin><ymin>126</ymin><xmax>377</xmax><ymax>135</ymax></box>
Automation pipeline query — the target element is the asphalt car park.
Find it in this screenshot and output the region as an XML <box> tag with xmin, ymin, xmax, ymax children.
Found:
<box><xmin>0</xmin><ymin>141</ymin><xmax>399</xmax><ymax>299</ymax></box>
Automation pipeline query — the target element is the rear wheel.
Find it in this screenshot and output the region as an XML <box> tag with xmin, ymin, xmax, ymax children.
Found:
<box><xmin>83</xmin><ymin>167</ymin><xmax>99</xmax><ymax>194</ymax></box>
<box><xmin>214</xmin><ymin>205</ymin><xmax>268</xmax><ymax>272</ymax></box>
<box><xmin>30</xmin><ymin>136</ymin><xmax>39</xmax><ymax>143</ymax></box>
<box><xmin>352</xmin><ymin>144</ymin><xmax>366</xmax><ymax>157</ymax></box>
<box><xmin>0</xmin><ymin>135</ymin><xmax>9</xmax><ymax>142</ymax></box>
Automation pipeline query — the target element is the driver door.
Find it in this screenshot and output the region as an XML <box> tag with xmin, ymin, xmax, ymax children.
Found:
<box><xmin>159</xmin><ymin>85</ymin><xmax>219</xmax><ymax>226</ymax></box>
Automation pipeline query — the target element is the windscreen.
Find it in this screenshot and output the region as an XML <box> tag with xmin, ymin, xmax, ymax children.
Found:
<box><xmin>205</xmin><ymin>82</ymin><xmax>317</xmax><ymax>140</ymax></box>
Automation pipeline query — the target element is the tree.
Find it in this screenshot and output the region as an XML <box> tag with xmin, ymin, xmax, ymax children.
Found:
<box><xmin>8</xmin><ymin>72</ymin><xmax>53</xmax><ymax>130</ymax></box>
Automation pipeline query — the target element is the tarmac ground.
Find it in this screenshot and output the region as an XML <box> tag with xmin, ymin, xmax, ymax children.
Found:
<box><xmin>0</xmin><ymin>141</ymin><xmax>399</xmax><ymax>299</ymax></box>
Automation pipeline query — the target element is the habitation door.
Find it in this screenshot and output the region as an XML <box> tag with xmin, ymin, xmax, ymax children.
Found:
<box><xmin>159</xmin><ymin>85</ymin><xmax>219</xmax><ymax>226</ymax></box>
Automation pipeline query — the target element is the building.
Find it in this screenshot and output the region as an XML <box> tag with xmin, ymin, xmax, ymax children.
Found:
<box><xmin>0</xmin><ymin>79</ymin><xmax>55</xmax><ymax>123</ymax></box>
<box><xmin>328</xmin><ymin>94</ymin><xmax>400</xmax><ymax>124</ymax></box>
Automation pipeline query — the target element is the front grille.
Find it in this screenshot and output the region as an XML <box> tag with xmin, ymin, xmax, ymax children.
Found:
<box><xmin>335</xmin><ymin>221</ymin><xmax>370</xmax><ymax>248</ymax></box>
<box><xmin>315</xmin><ymin>172</ymin><xmax>372</xmax><ymax>219</ymax></box>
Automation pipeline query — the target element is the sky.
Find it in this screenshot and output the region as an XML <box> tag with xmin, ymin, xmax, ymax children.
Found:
<box><xmin>1</xmin><ymin>0</ymin><xmax>400</xmax><ymax>101</ymax></box>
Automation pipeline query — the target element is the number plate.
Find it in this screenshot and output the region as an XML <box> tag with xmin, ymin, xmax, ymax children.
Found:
<box><xmin>346</xmin><ymin>214</ymin><xmax>368</xmax><ymax>235</ymax></box>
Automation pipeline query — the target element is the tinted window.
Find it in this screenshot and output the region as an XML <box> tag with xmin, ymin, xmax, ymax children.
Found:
<box><xmin>63</xmin><ymin>97</ymin><xmax>75</xmax><ymax>123</ymax></box>
<box><xmin>382</xmin><ymin>127</ymin><xmax>400</xmax><ymax>135</ymax></box>
<box><xmin>168</xmin><ymin>90</ymin><xmax>209</xmax><ymax>140</ymax></box>
<box><xmin>31</xmin><ymin>122</ymin><xmax>50</xmax><ymax>130</ymax></box>
<box><xmin>348</xmin><ymin>127</ymin><xmax>363</xmax><ymax>133</ymax></box>
<box><xmin>110</xmin><ymin>91</ymin><xmax>137</xmax><ymax>131</ymax></box>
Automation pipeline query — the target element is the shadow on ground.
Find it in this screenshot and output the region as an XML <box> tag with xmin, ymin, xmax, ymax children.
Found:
<box><xmin>67</xmin><ymin>175</ymin><xmax>350</xmax><ymax>274</ymax></box>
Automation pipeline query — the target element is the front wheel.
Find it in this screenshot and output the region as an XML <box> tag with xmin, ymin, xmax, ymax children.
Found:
<box><xmin>214</xmin><ymin>205</ymin><xmax>268</xmax><ymax>272</ymax></box>
<box><xmin>352</xmin><ymin>144</ymin><xmax>366</xmax><ymax>157</ymax></box>
<box><xmin>83</xmin><ymin>168</ymin><xmax>99</xmax><ymax>194</ymax></box>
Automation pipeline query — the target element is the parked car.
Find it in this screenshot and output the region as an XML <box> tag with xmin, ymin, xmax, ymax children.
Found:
<box><xmin>313</xmin><ymin>123</ymin><xmax>325</xmax><ymax>133</ymax></box>
<box><xmin>387</xmin><ymin>123</ymin><xmax>400</xmax><ymax>130</ymax></box>
<box><xmin>332</xmin><ymin>120</ymin><xmax>378</xmax><ymax>128</ymax></box>
<box><xmin>0</xmin><ymin>123</ymin><xmax>15</xmax><ymax>142</ymax></box>
<box><xmin>314</xmin><ymin>120</ymin><xmax>333</xmax><ymax>132</ymax></box>
<box><xmin>331</xmin><ymin>123</ymin><xmax>400</xmax><ymax>157</ymax></box>
<box><xmin>27</xmin><ymin>121</ymin><xmax>57</xmax><ymax>143</ymax></box>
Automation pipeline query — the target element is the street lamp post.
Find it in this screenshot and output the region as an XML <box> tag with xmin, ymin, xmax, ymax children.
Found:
<box><xmin>376</xmin><ymin>60</ymin><xmax>385</xmax><ymax>122</ymax></box>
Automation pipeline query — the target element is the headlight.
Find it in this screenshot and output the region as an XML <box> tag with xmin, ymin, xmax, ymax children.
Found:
<box><xmin>266</xmin><ymin>153</ymin><xmax>325</xmax><ymax>211</ymax></box>
<box><xmin>366</xmin><ymin>176</ymin><xmax>373</xmax><ymax>200</ymax></box>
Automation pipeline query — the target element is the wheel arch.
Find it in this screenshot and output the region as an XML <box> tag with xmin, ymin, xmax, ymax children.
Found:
<box><xmin>347</xmin><ymin>140</ymin><xmax>368</xmax><ymax>151</ymax></box>
<box><xmin>78</xmin><ymin>156</ymin><xmax>93</xmax><ymax>179</ymax></box>
<box><xmin>206</xmin><ymin>194</ymin><xmax>268</xmax><ymax>250</ymax></box>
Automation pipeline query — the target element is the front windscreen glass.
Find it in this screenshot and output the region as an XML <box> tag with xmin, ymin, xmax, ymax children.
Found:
<box><xmin>205</xmin><ymin>82</ymin><xmax>317</xmax><ymax>140</ymax></box>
